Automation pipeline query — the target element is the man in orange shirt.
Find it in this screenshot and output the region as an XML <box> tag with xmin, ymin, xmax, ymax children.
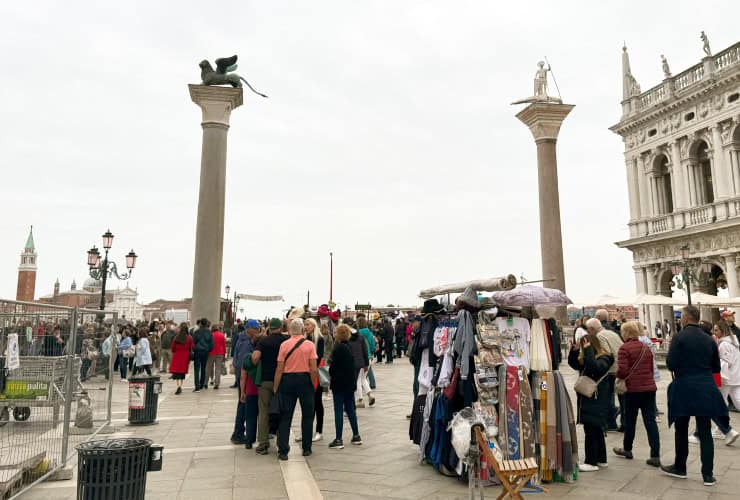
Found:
<box><xmin>274</xmin><ymin>318</ymin><xmax>318</xmax><ymax>460</ymax></box>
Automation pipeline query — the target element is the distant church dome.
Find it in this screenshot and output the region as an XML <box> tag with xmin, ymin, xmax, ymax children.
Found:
<box><xmin>83</xmin><ymin>277</ymin><xmax>103</xmax><ymax>291</ymax></box>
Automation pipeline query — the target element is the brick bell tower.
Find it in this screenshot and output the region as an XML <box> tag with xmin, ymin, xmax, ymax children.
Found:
<box><xmin>16</xmin><ymin>226</ymin><xmax>37</xmax><ymax>302</ymax></box>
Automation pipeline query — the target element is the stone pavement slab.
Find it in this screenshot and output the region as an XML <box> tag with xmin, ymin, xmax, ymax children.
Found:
<box><xmin>16</xmin><ymin>355</ymin><xmax>740</xmax><ymax>500</ymax></box>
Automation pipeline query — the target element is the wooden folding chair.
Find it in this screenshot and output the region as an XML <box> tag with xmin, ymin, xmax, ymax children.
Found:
<box><xmin>475</xmin><ymin>426</ymin><xmax>538</xmax><ymax>500</ymax></box>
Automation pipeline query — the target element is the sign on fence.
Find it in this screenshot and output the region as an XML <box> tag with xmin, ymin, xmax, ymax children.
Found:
<box><xmin>7</xmin><ymin>333</ymin><xmax>19</xmax><ymax>369</ymax></box>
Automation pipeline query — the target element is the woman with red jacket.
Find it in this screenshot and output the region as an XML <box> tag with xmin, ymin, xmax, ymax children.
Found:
<box><xmin>170</xmin><ymin>323</ymin><xmax>193</xmax><ymax>395</ymax></box>
<box><xmin>613</xmin><ymin>321</ymin><xmax>661</xmax><ymax>467</ymax></box>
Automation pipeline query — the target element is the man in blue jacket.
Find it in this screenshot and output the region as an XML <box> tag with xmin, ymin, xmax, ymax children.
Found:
<box><xmin>192</xmin><ymin>318</ymin><xmax>214</xmax><ymax>392</ymax></box>
<box><xmin>661</xmin><ymin>305</ymin><xmax>729</xmax><ymax>487</ymax></box>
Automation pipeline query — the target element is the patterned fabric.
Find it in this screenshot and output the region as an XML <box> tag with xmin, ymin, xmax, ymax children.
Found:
<box><xmin>498</xmin><ymin>364</ymin><xmax>508</xmax><ymax>458</ymax></box>
<box><xmin>546</xmin><ymin>371</ymin><xmax>558</xmax><ymax>469</ymax></box>
<box><xmin>519</xmin><ymin>366</ymin><xmax>536</xmax><ymax>458</ymax></box>
<box><xmin>505</xmin><ymin>365</ymin><xmax>521</xmax><ymax>459</ymax></box>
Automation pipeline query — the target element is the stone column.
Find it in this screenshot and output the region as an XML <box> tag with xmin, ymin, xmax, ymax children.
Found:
<box><xmin>189</xmin><ymin>85</ymin><xmax>243</xmax><ymax>323</ymax></box>
<box><xmin>645</xmin><ymin>265</ymin><xmax>659</xmax><ymax>333</ymax></box>
<box><xmin>516</xmin><ymin>102</ymin><xmax>574</xmax><ymax>300</ymax></box>
<box><xmin>634</xmin><ymin>266</ymin><xmax>647</xmax><ymax>325</ymax></box>
<box><xmin>711</xmin><ymin>126</ymin><xmax>731</xmax><ymax>199</ymax></box>
<box><xmin>670</xmin><ymin>141</ymin><xmax>687</xmax><ymax>210</ymax></box>
<box><xmin>723</xmin><ymin>253</ymin><xmax>740</xmax><ymax>298</ymax></box>
<box><xmin>626</xmin><ymin>157</ymin><xmax>640</xmax><ymax>220</ymax></box>
<box><xmin>637</xmin><ymin>158</ymin><xmax>652</xmax><ymax>218</ymax></box>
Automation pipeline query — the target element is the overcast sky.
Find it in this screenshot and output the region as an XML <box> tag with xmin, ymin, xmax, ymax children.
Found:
<box><xmin>1</xmin><ymin>1</ymin><xmax>738</xmax><ymax>318</ymax></box>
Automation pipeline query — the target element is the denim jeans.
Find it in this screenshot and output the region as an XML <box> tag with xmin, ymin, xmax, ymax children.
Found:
<box><xmin>193</xmin><ymin>350</ymin><xmax>209</xmax><ymax>389</ymax></box>
<box><xmin>234</xmin><ymin>395</ymin><xmax>258</xmax><ymax>444</ymax></box>
<box><xmin>118</xmin><ymin>354</ymin><xmax>127</xmax><ymax>379</ymax></box>
<box><xmin>80</xmin><ymin>359</ymin><xmax>91</xmax><ymax>380</ymax></box>
<box><xmin>332</xmin><ymin>390</ymin><xmax>359</xmax><ymax>441</ymax></box>
<box><xmin>367</xmin><ymin>365</ymin><xmax>376</xmax><ymax>389</ymax></box>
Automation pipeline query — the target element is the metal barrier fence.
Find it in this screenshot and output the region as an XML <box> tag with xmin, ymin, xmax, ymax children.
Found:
<box><xmin>0</xmin><ymin>299</ymin><xmax>117</xmax><ymax>499</ymax></box>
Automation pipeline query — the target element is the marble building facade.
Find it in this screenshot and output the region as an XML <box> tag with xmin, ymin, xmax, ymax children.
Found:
<box><xmin>611</xmin><ymin>37</ymin><xmax>740</xmax><ymax>326</ymax></box>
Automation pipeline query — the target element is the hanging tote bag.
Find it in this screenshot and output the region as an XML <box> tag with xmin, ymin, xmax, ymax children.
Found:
<box><xmin>318</xmin><ymin>358</ymin><xmax>330</xmax><ymax>388</ymax></box>
<box><xmin>574</xmin><ymin>371</ymin><xmax>609</xmax><ymax>398</ymax></box>
<box><xmin>615</xmin><ymin>344</ymin><xmax>647</xmax><ymax>396</ymax></box>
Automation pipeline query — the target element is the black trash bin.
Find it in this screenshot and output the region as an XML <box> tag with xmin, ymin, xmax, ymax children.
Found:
<box><xmin>127</xmin><ymin>375</ymin><xmax>162</xmax><ymax>425</ymax></box>
<box><xmin>77</xmin><ymin>438</ymin><xmax>159</xmax><ymax>500</ymax></box>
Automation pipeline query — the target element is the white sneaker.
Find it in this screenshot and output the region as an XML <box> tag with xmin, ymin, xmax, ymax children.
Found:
<box><xmin>711</xmin><ymin>429</ymin><xmax>725</xmax><ymax>440</ymax></box>
<box><xmin>597</xmin><ymin>462</ymin><xmax>608</xmax><ymax>468</ymax></box>
<box><xmin>688</xmin><ymin>435</ymin><xmax>700</xmax><ymax>444</ymax></box>
<box><xmin>312</xmin><ymin>432</ymin><xmax>323</xmax><ymax>442</ymax></box>
<box><xmin>579</xmin><ymin>463</ymin><xmax>599</xmax><ymax>472</ymax></box>
<box><xmin>725</xmin><ymin>429</ymin><xmax>739</xmax><ymax>446</ymax></box>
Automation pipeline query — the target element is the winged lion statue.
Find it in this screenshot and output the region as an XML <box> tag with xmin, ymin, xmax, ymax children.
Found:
<box><xmin>199</xmin><ymin>55</ymin><xmax>268</xmax><ymax>98</ymax></box>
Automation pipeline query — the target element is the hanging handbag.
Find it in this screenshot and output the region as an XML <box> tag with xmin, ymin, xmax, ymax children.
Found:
<box><xmin>574</xmin><ymin>370</ymin><xmax>609</xmax><ymax>398</ymax></box>
<box><xmin>615</xmin><ymin>344</ymin><xmax>647</xmax><ymax>396</ymax></box>
<box><xmin>443</xmin><ymin>367</ymin><xmax>460</xmax><ymax>400</ymax></box>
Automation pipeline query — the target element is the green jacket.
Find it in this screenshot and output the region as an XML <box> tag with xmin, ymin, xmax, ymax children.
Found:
<box><xmin>242</xmin><ymin>354</ymin><xmax>262</xmax><ymax>387</ymax></box>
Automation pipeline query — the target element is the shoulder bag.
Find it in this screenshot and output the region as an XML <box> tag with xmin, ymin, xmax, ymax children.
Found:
<box><xmin>615</xmin><ymin>344</ymin><xmax>647</xmax><ymax>396</ymax></box>
<box><xmin>574</xmin><ymin>369</ymin><xmax>609</xmax><ymax>399</ymax></box>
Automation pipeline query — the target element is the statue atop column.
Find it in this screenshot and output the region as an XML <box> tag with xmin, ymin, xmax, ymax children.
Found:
<box><xmin>199</xmin><ymin>55</ymin><xmax>268</xmax><ymax>98</ymax></box>
<box><xmin>661</xmin><ymin>55</ymin><xmax>672</xmax><ymax>78</ymax></box>
<box><xmin>701</xmin><ymin>31</ymin><xmax>712</xmax><ymax>57</ymax></box>
<box><xmin>512</xmin><ymin>60</ymin><xmax>562</xmax><ymax>105</ymax></box>
<box><xmin>534</xmin><ymin>61</ymin><xmax>550</xmax><ymax>98</ymax></box>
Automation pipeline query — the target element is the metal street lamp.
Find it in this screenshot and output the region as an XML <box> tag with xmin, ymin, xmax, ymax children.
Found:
<box><xmin>86</xmin><ymin>229</ymin><xmax>137</xmax><ymax>318</ymax></box>
<box><xmin>671</xmin><ymin>244</ymin><xmax>712</xmax><ymax>306</ymax></box>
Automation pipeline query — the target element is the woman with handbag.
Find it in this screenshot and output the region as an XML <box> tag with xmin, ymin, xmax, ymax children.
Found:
<box><xmin>612</xmin><ymin>321</ymin><xmax>661</xmax><ymax>467</ymax></box>
<box><xmin>327</xmin><ymin>324</ymin><xmax>361</xmax><ymax>449</ymax></box>
<box><xmin>568</xmin><ymin>319</ymin><xmax>614</xmax><ymax>472</ymax></box>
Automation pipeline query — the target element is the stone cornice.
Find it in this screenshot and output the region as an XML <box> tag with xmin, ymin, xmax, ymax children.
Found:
<box><xmin>515</xmin><ymin>103</ymin><xmax>575</xmax><ymax>142</ymax></box>
<box><xmin>610</xmin><ymin>69</ymin><xmax>740</xmax><ymax>136</ymax></box>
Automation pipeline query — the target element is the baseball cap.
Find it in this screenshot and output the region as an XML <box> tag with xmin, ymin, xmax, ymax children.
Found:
<box><xmin>246</xmin><ymin>319</ymin><xmax>261</xmax><ymax>329</ymax></box>
<box><xmin>269</xmin><ymin>318</ymin><xmax>283</xmax><ymax>329</ymax></box>
<box><xmin>721</xmin><ymin>310</ymin><xmax>735</xmax><ymax>318</ymax></box>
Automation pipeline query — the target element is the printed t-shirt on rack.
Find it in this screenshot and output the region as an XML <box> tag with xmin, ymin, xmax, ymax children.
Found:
<box><xmin>494</xmin><ymin>317</ymin><xmax>531</xmax><ymax>372</ymax></box>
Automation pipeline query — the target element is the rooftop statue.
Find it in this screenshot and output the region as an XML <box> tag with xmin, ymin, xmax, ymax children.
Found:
<box><xmin>661</xmin><ymin>55</ymin><xmax>672</xmax><ymax>78</ymax></box>
<box><xmin>701</xmin><ymin>31</ymin><xmax>712</xmax><ymax>57</ymax></box>
<box><xmin>199</xmin><ymin>55</ymin><xmax>268</xmax><ymax>98</ymax></box>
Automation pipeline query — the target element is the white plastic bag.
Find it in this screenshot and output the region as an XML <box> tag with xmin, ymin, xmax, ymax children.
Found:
<box><xmin>448</xmin><ymin>407</ymin><xmax>480</xmax><ymax>460</ymax></box>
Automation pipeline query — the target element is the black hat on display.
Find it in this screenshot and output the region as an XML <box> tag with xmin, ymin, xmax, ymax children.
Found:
<box><xmin>421</xmin><ymin>299</ymin><xmax>445</xmax><ymax>315</ymax></box>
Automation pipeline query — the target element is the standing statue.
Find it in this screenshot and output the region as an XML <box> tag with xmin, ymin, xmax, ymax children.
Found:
<box><xmin>533</xmin><ymin>61</ymin><xmax>550</xmax><ymax>98</ymax></box>
<box><xmin>700</xmin><ymin>31</ymin><xmax>712</xmax><ymax>57</ymax></box>
<box><xmin>199</xmin><ymin>55</ymin><xmax>268</xmax><ymax>98</ymax></box>
<box><xmin>661</xmin><ymin>55</ymin><xmax>671</xmax><ymax>78</ymax></box>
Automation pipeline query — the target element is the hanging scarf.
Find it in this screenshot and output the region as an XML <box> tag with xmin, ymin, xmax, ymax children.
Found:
<box><xmin>505</xmin><ymin>365</ymin><xmax>521</xmax><ymax>459</ymax></box>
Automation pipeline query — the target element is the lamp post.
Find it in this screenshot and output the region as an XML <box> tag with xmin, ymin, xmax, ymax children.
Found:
<box><xmin>670</xmin><ymin>244</ymin><xmax>712</xmax><ymax>306</ymax></box>
<box><xmin>329</xmin><ymin>252</ymin><xmax>333</xmax><ymax>302</ymax></box>
<box><xmin>86</xmin><ymin>229</ymin><xmax>137</xmax><ymax>320</ymax></box>
<box><xmin>225</xmin><ymin>285</ymin><xmax>231</xmax><ymax>328</ymax></box>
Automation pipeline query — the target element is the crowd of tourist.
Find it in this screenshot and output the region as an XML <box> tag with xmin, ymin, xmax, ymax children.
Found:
<box><xmin>569</xmin><ymin>306</ymin><xmax>740</xmax><ymax>487</ymax></box>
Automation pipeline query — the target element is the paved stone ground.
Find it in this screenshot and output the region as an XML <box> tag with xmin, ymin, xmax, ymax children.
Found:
<box><xmin>308</xmin><ymin>359</ymin><xmax>740</xmax><ymax>500</ymax></box>
<box><xmin>16</xmin><ymin>357</ymin><xmax>740</xmax><ymax>499</ymax></box>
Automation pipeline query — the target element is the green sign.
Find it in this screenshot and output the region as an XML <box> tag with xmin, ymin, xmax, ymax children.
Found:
<box><xmin>0</xmin><ymin>380</ymin><xmax>50</xmax><ymax>400</ymax></box>
<box><xmin>355</xmin><ymin>304</ymin><xmax>372</xmax><ymax>311</ymax></box>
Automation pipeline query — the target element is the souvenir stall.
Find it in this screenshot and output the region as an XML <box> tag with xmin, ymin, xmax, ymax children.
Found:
<box><xmin>409</xmin><ymin>283</ymin><xmax>578</xmax><ymax>491</ymax></box>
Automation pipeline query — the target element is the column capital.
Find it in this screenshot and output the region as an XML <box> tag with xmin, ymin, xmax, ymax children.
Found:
<box><xmin>189</xmin><ymin>85</ymin><xmax>243</xmax><ymax>127</ymax></box>
<box><xmin>515</xmin><ymin>102</ymin><xmax>575</xmax><ymax>142</ymax></box>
